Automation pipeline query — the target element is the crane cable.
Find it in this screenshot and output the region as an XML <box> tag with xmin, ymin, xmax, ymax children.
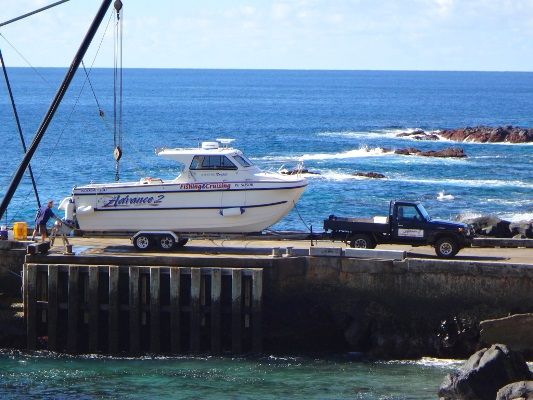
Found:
<box><xmin>113</xmin><ymin>0</ymin><xmax>123</xmax><ymax>181</ymax></box>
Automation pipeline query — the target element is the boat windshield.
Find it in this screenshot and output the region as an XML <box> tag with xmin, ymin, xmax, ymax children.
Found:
<box><xmin>233</xmin><ymin>154</ymin><xmax>254</xmax><ymax>167</ymax></box>
<box><xmin>190</xmin><ymin>155</ymin><xmax>238</xmax><ymax>170</ymax></box>
<box><xmin>417</xmin><ymin>204</ymin><xmax>431</xmax><ymax>221</ymax></box>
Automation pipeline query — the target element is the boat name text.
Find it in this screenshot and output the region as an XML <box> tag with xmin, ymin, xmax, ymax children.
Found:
<box><xmin>102</xmin><ymin>194</ymin><xmax>165</xmax><ymax>208</ymax></box>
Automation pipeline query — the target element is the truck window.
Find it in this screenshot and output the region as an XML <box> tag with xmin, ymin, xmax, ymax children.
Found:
<box><xmin>397</xmin><ymin>205</ymin><xmax>423</xmax><ymax>221</ymax></box>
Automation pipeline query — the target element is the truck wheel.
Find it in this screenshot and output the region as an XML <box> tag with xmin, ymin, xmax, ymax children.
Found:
<box><xmin>133</xmin><ymin>234</ymin><xmax>152</xmax><ymax>251</ymax></box>
<box><xmin>349</xmin><ymin>234</ymin><xmax>376</xmax><ymax>249</ymax></box>
<box><xmin>158</xmin><ymin>234</ymin><xmax>175</xmax><ymax>251</ymax></box>
<box><xmin>435</xmin><ymin>237</ymin><xmax>459</xmax><ymax>258</ymax></box>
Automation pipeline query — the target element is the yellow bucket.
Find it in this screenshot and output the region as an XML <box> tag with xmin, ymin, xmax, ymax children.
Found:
<box><xmin>13</xmin><ymin>222</ymin><xmax>28</xmax><ymax>241</ymax></box>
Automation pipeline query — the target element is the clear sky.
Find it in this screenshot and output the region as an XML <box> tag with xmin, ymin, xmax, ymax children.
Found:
<box><xmin>1</xmin><ymin>0</ymin><xmax>532</xmax><ymax>71</ymax></box>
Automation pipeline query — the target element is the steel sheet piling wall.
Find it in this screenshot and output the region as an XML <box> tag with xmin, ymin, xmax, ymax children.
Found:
<box><xmin>23</xmin><ymin>264</ymin><xmax>262</xmax><ymax>355</ymax></box>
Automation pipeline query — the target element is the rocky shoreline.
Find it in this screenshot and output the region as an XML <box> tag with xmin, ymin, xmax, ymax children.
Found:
<box><xmin>397</xmin><ymin>126</ymin><xmax>533</xmax><ymax>143</ymax></box>
<box><xmin>458</xmin><ymin>215</ymin><xmax>533</xmax><ymax>239</ymax></box>
<box><xmin>439</xmin><ymin>344</ymin><xmax>533</xmax><ymax>400</ymax></box>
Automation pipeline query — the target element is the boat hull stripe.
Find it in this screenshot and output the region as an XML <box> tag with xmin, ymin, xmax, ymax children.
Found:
<box><xmin>93</xmin><ymin>200</ymin><xmax>288</xmax><ymax>212</ymax></box>
<box><xmin>73</xmin><ymin>184</ymin><xmax>308</xmax><ymax>196</ymax></box>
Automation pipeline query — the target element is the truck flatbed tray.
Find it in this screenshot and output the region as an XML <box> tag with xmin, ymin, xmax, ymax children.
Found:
<box><xmin>324</xmin><ymin>218</ymin><xmax>389</xmax><ymax>233</ymax></box>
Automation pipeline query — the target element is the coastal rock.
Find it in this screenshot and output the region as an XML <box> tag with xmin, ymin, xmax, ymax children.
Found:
<box><xmin>397</xmin><ymin>130</ymin><xmax>440</xmax><ymax>141</ymax></box>
<box><xmin>496</xmin><ymin>381</ymin><xmax>533</xmax><ymax>400</ymax></box>
<box><xmin>439</xmin><ymin>126</ymin><xmax>533</xmax><ymax>144</ymax></box>
<box><xmin>280</xmin><ymin>168</ymin><xmax>320</xmax><ymax>175</ymax></box>
<box><xmin>395</xmin><ymin>147</ymin><xmax>467</xmax><ymax>158</ymax></box>
<box><xmin>480</xmin><ymin>314</ymin><xmax>533</xmax><ymax>355</ymax></box>
<box><xmin>510</xmin><ymin>221</ymin><xmax>533</xmax><ymax>239</ymax></box>
<box><xmin>438</xmin><ymin>344</ymin><xmax>532</xmax><ymax>400</ymax></box>
<box><xmin>353</xmin><ymin>172</ymin><xmax>386</xmax><ymax>179</ymax></box>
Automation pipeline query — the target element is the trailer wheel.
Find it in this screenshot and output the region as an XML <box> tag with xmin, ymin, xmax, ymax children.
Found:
<box><xmin>435</xmin><ymin>237</ymin><xmax>459</xmax><ymax>258</ymax></box>
<box><xmin>158</xmin><ymin>234</ymin><xmax>175</xmax><ymax>251</ymax></box>
<box><xmin>349</xmin><ymin>234</ymin><xmax>376</xmax><ymax>249</ymax></box>
<box><xmin>133</xmin><ymin>234</ymin><xmax>152</xmax><ymax>251</ymax></box>
<box><xmin>176</xmin><ymin>238</ymin><xmax>189</xmax><ymax>248</ymax></box>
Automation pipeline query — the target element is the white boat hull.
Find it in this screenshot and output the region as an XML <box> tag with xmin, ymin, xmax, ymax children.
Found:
<box><xmin>72</xmin><ymin>181</ymin><xmax>306</xmax><ymax>233</ymax></box>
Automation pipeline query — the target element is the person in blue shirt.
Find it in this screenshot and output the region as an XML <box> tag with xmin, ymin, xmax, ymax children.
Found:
<box><xmin>31</xmin><ymin>200</ymin><xmax>59</xmax><ymax>242</ymax></box>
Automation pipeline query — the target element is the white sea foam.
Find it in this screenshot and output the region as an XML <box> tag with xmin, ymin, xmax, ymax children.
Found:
<box><xmin>383</xmin><ymin>357</ymin><xmax>464</xmax><ymax>368</ymax></box>
<box><xmin>499</xmin><ymin>212</ymin><xmax>533</xmax><ymax>222</ymax></box>
<box><xmin>253</xmin><ymin>146</ymin><xmax>392</xmax><ymax>162</ymax></box>
<box><xmin>437</xmin><ymin>191</ymin><xmax>455</xmax><ymax>201</ymax></box>
<box><xmin>396</xmin><ymin>177</ymin><xmax>533</xmax><ymax>189</ymax></box>
<box><xmin>317</xmin><ymin>128</ymin><xmax>440</xmax><ymax>140</ymax></box>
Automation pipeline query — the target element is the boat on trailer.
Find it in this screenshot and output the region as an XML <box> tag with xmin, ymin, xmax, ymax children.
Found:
<box><xmin>60</xmin><ymin>139</ymin><xmax>307</xmax><ymax>249</ymax></box>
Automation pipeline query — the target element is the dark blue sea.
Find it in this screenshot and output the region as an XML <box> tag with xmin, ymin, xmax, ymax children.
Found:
<box><xmin>1</xmin><ymin>69</ymin><xmax>532</xmax><ymax>230</ymax></box>
<box><xmin>1</xmin><ymin>69</ymin><xmax>533</xmax><ymax>398</ymax></box>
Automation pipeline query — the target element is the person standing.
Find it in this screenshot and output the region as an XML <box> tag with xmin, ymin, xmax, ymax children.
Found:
<box><xmin>31</xmin><ymin>200</ymin><xmax>59</xmax><ymax>242</ymax></box>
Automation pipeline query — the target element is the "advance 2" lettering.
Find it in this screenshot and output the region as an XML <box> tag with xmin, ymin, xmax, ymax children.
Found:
<box><xmin>103</xmin><ymin>194</ymin><xmax>164</xmax><ymax>208</ymax></box>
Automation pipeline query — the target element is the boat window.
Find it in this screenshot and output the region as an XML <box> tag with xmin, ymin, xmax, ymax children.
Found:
<box><xmin>233</xmin><ymin>154</ymin><xmax>253</xmax><ymax>167</ymax></box>
<box><xmin>190</xmin><ymin>155</ymin><xmax>238</xmax><ymax>170</ymax></box>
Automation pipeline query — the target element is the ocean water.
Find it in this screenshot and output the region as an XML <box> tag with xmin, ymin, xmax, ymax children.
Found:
<box><xmin>0</xmin><ymin>351</ymin><xmax>462</xmax><ymax>399</ymax></box>
<box><xmin>1</xmin><ymin>69</ymin><xmax>532</xmax><ymax>230</ymax></box>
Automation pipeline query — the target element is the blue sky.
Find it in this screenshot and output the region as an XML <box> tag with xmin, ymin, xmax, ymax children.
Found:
<box><xmin>1</xmin><ymin>0</ymin><xmax>532</xmax><ymax>71</ymax></box>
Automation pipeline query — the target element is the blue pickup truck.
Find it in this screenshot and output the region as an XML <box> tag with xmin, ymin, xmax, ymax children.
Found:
<box><xmin>323</xmin><ymin>201</ymin><xmax>475</xmax><ymax>258</ymax></box>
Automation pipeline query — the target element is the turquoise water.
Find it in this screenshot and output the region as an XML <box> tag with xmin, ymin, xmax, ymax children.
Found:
<box><xmin>0</xmin><ymin>351</ymin><xmax>460</xmax><ymax>399</ymax></box>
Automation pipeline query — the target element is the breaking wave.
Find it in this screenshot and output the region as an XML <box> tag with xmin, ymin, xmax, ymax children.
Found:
<box><xmin>317</xmin><ymin>128</ymin><xmax>440</xmax><ymax>140</ymax></box>
<box><xmin>396</xmin><ymin>177</ymin><xmax>533</xmax><ymax>189</ymax></box>
<box><xmin>254</xmin><ymin>146</ymin><xmax>392</xmax><ymax>162</ymax></box>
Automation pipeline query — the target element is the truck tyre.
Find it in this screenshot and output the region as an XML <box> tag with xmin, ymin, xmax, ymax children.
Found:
<box><xmin>435</xmin><ymin>237</ymin><xmax>459</xmax><ymax>258</ymax></box>
<box><xmin>133</xmin><ymin>234</ymin><xmax>152</xmax><ymax>251</ymax></box>
<box><xmin>349</xmin><ymin>234</ymin><xmax>376</xmax><ymax>249</ymax></box>
<box><xmin>158</xmin><ymin>234</ymin><xmax>175</xmax><ymax>251</ymax></box>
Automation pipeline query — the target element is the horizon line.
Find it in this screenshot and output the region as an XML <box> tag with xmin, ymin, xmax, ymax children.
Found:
<box><xmin>4</xmin><ymin>66</ymin><xmax>533</xmax><ymax>73</ymax></box>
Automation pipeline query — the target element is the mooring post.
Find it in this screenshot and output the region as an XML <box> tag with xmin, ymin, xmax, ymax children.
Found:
<box><xmin>67</xmin><ymin>265</ymin><xmax>79</xmax><ymax>353</ymax></box>
<box><xmin>108</xmin><ymin>266</ymin><xmax>119</xmax><ymax>354</ymax></box>
<box><xmin>150</xmin><ymin>267</ymin><xmax>160</xmax><ymax>353</ymax></box>
<box><xmin>251</xmin><ymin>269</ymin><xmax>263</xmax><ymax>353</ymax></box>
<box><xmin>169</xmin><ymin>267</ymin><xmax>181</xmax><ymax>353</ymax></box>
<box><xmin>88</xmin><ymin>266</ymin><xmax>99</xmax><ymax>353</ymax></box>
<box><xmin>25</xmin><ymin>264</ymin><xmax>37</xmax><ymax>350</ymax></box>
<box><xmin>129</xmin><ymin>267</ymin><xmax>140</xmax><ymax>355</ymax></box>
<box><xmin>190</xmin><ymin>268</ymin><xmax>201</xmax><ymax>353</ymax></box>
<box><xmin>47</xmin><ymin>265</ymin><xmax>58</xmax><ymax>351</ymax></box>
<box><xmin>210</xmin><ymin>268</ymin><xmax>222</xmax><ymax>354</ymax></box>
<box><xmin>231</xmin><ymin>269</ymin><xmax>242</xmax><ymax>354</ymax></box>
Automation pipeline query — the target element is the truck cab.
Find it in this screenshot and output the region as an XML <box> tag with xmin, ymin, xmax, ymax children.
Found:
<box><xmin>324</xmin><ymin>200</ymin><xmax>474</xmax><ymax>258</ymax></box>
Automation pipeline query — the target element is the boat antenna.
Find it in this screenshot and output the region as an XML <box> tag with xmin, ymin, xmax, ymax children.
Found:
<box><xmin>0</xmin><ymin>48</ymin><xmax>41</xmax><ymax>208</ymax></box>
<box><xmin>0</xmin><ymin>0</ymin><xmax>114</xmax><ymax>222</ymax></box>
<box><xmin>113</xmin><ymin>0</ymin><xmax>124</xmax><ymax>181</ymax></box>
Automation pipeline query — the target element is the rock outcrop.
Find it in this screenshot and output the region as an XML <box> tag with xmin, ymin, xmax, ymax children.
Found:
<box><xmin>397</xmin><ymin>130</ymin><xmax>440</xmax><ymax>141</ymax></box>
<box><xmin>395</xmin><ymin>126</ymin><xmax>533</xmax><ymax>143</ymax></box>
<box><xmin>459</xmin><ymin>215</ymin><xmax>533</xmax><ymax>239</ymax></box>
<box><xmin>395</xmin><ymin>147</ymin><xmax>467</xmax><ymax>158</ymax></box>
<box><xmin>438</xmin><ymin>344</ymin><xmax>532</xmax><ymax>400</ymax></box>
<box><xmin>481</xmin><ymin>314</ymin><xmax>533</xmax><ymax>355</ymax></box>
<box><xmin>439</xmin><ymin>126</ymin><xmax>533</xmax><ymax>143</ymax></box>
<box><xmin>496</xmin><ymin>381</ymin><xmax>533</xmax><ymax>400</ymax></box>
<box><xmin>280</xmin><ymin>168</ymin><xmax>320</xmax><ymax>175</ymax></box>
<box><xmin>352</xmin><ymin>172</ymin><xmax>386</xmax><ymax>179</ymax></box>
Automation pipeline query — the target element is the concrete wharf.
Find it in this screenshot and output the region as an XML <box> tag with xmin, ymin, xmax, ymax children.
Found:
<box><xmin>1</xmin><ymin>237</ymin><xmax>532</xmax><ymax>358</ymax></box>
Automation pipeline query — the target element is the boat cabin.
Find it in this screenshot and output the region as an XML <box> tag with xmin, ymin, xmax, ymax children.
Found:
<box><xmin>156</xmin><ymin>141</ymin><xmax>259</xmax><ymax>177</ymax></box>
